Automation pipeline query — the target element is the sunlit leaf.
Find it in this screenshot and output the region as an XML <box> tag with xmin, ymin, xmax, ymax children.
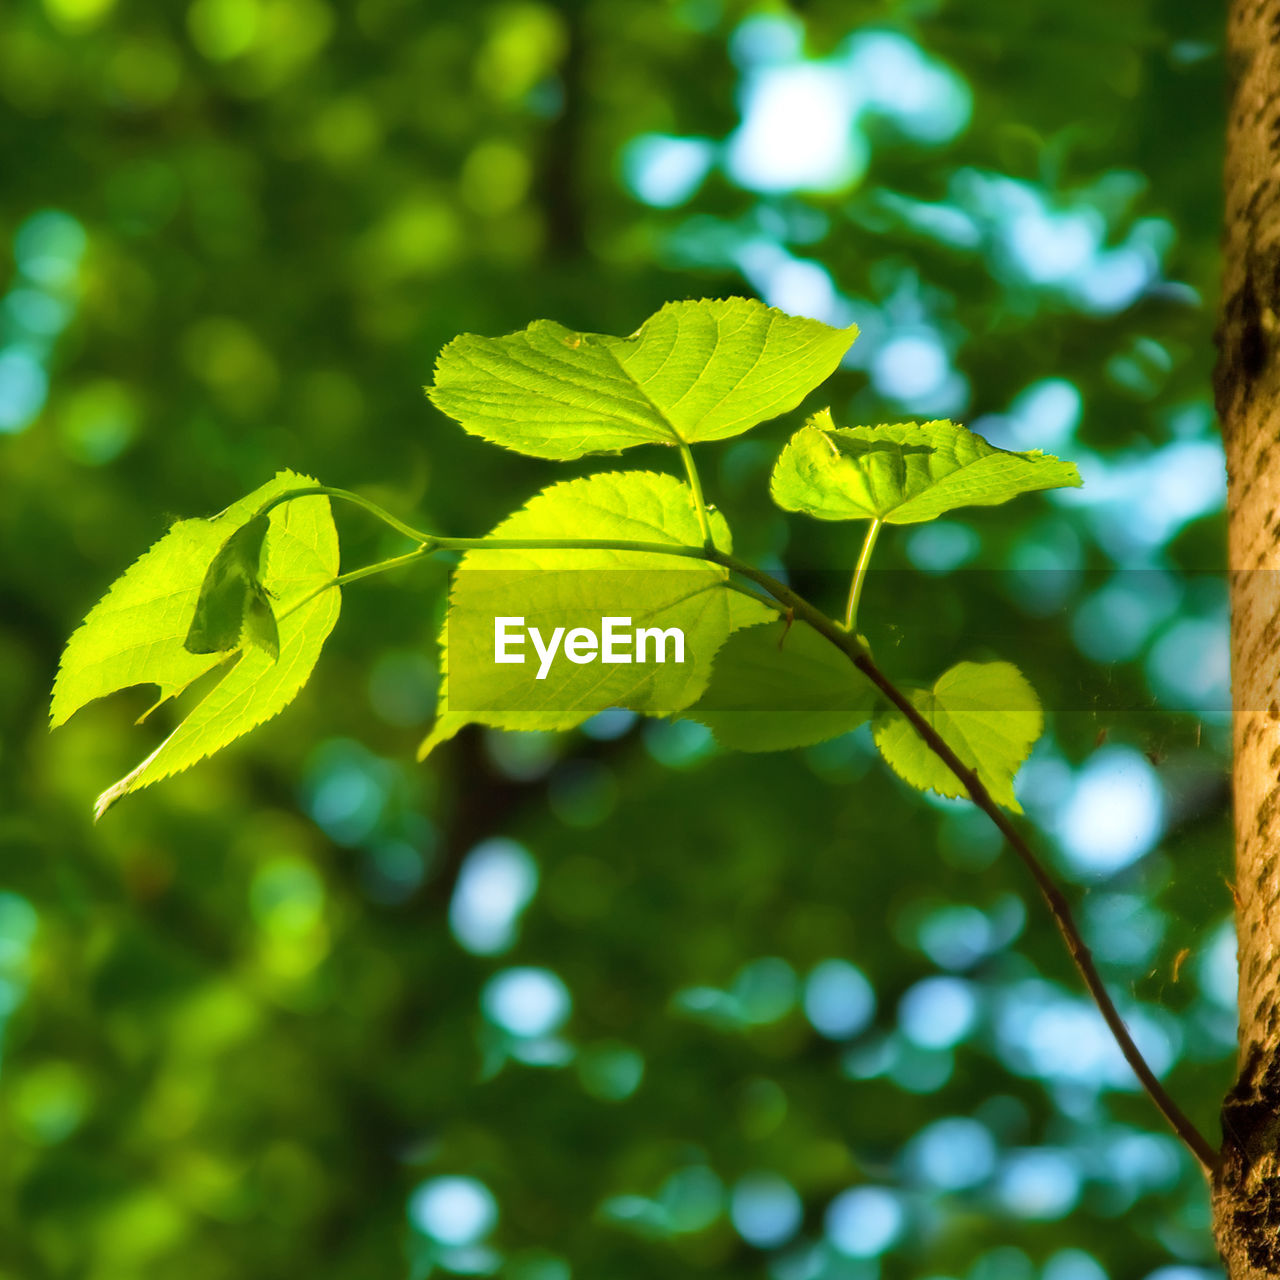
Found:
<box><xmin>419</xmin><ymin>471</ymin><xmax>771</xmax><ymax>758</ymax></box>
<box><xmin>771</xmin><ymin>411</ymin><xmax>1081</xmax><ymax>524</ymax></box>
<box><xmin>428</xmin><ymin>297</ymin><xmax>857</xmax><ymax>459</ymax></box>
<box><xmin>871</xmin><ymin>660</ymin><xmax>1042</xmax><ymax>811</ymax></box>
<box><xmin>50</xmin><ymin>472</ymin><xmax>339</xmax><ymax>816</ymax></box>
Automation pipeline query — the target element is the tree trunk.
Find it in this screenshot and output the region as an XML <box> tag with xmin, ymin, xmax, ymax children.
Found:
<box><xmin>1216</xmin><ymin>2</ymin><xmax>1280</xmax><ymax>1273</ymax></box>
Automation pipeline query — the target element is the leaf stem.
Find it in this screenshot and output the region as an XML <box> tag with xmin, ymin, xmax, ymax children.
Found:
<box><xmin>255</xmin><ymin>486</ymin><xmax>434</xmax><ymax>544</ymax></box>
<box><xmin>428</xmin><ymin>535</ymin><xmax>711</xmax><ymax>560</ymax></box>
<box><xmin>844</xmin><ymin>518</ymin><xmax>882</xmax><ymax>630</ymax></box>
<box><xmin>676</xmin><ymin>439</ymin><xmax>716</xmax><ymax>550</ymax></box>
<box><xmin>333</xmin><ymin>547</ymin><xmax>432</xmax><ymax>589</ymax></box>
<box><xmin>276</xmin><ymin>546</ymin><xmax>432</xmax><ymax>623</ymax></box>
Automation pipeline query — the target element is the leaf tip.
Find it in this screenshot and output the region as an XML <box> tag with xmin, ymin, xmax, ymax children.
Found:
<box><xmin>92</xmin><ymin>786</ymin><xmax>122</xmax><ymax>824</ymax></box>
<box><xmin>93</xmin><ymin>746</ymin><xmax>159</xmax><ymax>821</ymax></box>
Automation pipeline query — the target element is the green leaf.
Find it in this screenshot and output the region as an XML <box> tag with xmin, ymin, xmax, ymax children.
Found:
<box><xmin>428</xmin><ymin>297</ymin><xmax>857</xmax><ymax>459</ymax></box>
<box><xmin>241</xmin><ymin>584</ymin><xmax>281</xmax><ymax>661</ymax></box>
<box><xmin>50</xmin><ymin>472</ymin><xmax>340</xmax><ymax>816</ymax></box>
<box><xmin>688</xmin><ymin>620</ymin><xmax>877</xmax><ymax>752</ymax></box>
<box><xmin>771</xmin><ymin>411</ymin><xmax>1081</xmax><ymax>524</ymax></box>
<box><xmin>418</xmin><ymin>471</ymin><xmax>772</xmax><ymax>758</ymax></box>
<box><xmin>871</xmin><ymin>660</ymin><xmax>1043</xmax><ymax>812</ymax></box>
<box><xmin>185</xmin><ymin>513</ymin><xmax>279</xmax><ymax>660</ymax></box>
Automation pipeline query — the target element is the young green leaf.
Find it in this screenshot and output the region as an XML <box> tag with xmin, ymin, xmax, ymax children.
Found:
<box><xmin>241</xmin><ymin>583</ymin><xmax>281</xmax><ymax>661</ymax></box>
<box><xmin>428</xmin><ymin>297</ymin><xmax>857</xmax><ymax>459</ymax></box>
<box><xmin>186</xmin><ymin>513</ymin><xmax>279</xmax><ymax>660</ymax></box>
<box><xmin>419</xmin><ymin>470</ymin><xmax>772</xmax><ymax>758</ymax></box>
<box><xmin>771</xmin><ymin>411</ymin><xmax>1081</xmax><ymax>524</ymax></box>
<box><xmin>871</xmin><ymin>660</ymin><xmax>1042</xmax><ymax>811</ymax></box>
<box><xmin>50</xmin><ymin>472</ymin><xmax>340</xmax><ymax>816</ymax></box>
<box><xmin>688</xmin><ymin>620</ymin><xmax>877</xmax><ymax>752</ymax></box>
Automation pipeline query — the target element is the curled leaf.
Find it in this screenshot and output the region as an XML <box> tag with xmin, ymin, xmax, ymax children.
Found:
<box><xmin>185</xmin><ymin>513</ymin><xmax>279</xmax><ymax>660</ymax></box>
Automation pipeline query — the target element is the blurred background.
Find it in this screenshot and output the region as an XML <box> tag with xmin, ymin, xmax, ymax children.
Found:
<box><xmin>0</xmin><ymin>1</ymin><xmax>1234</xmax><ymax>1277</ymax></box>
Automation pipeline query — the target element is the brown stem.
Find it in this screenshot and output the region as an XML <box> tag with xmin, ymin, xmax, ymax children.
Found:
<box><xmin>852</xmin><ymin>652</ymin><xmax>1218</xmax><ymax>1175</ymax></box>
<box><xmin>708</xmin><ymin>550</ymin><xmax>1219</xmax><ymax>1174</ymax></box>
<box><xmin>256</xmin><ymin>489</ymin><xmax>1220</xmax><ymax>1175</ymax></box>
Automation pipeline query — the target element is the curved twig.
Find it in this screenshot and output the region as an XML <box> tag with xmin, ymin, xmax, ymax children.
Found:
<box><xmin>258</xmin><ymin>485</ymin><xmax>1218</xmax><ymax>1173</ymax></box>
<box><xmin>699</xmin><ymin>549</ymin><xmax>1218</xmax><ymax>1173</ymax></box>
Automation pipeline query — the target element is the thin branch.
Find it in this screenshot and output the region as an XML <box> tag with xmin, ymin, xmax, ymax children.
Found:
<box><xmin>698</xmin><ymin>547</ymin><xmax>1218</xmax><ymax>1173</ymax></box>
<box><xmin>255</xmin><ymin>487</ymin><xmax>1218</xmax><ymax>1171</ymax></box>
<box><xmin>850</xmin><ymin>652</ymin><xmax>1219</xmax><ymax>1175</ymax></box>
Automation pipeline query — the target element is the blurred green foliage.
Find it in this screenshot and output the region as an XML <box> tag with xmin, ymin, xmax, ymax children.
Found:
<box><xmin>1</xmin><ymin>1</ymin><xmax>1231</xmax><ymax>1278</ymax></box>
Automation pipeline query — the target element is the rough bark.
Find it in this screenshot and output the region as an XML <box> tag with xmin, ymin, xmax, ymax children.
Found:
<box><xmin>1217</xmin><ymin>2</ymin><xmax>1280</xmax><ymax>1273</ymax></box>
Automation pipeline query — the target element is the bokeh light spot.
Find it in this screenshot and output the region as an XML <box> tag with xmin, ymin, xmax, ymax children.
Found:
<box><xmin>898</xmin><ymin>976</ymin><xmax>978</xmax><ymax>1048</ymax></box>
<box><xmin>1055</xmin><ymin>747</ymin><xmax>1163</xmax><ymax>874</ymax></box>
<box><xmin>482</xmin><ymin>967</ymin><xmax>571</xmax><ymax>1039</ymax></box>
<box><xmin>450</xmin><ymin>838</ymin><xmax>538</xmax><ymax>956</ymax></box>
<box><xmin>730</xmin><ymin>1172</ymin><xmax>803</xmax><ymax>1248</ymax></box>
<box><xmin>825</xmin><ymin>1186</ymin><xmax>904</xmax><ymax>1257</ymax></box>
<box><xmin>803</xmin><ymin>959</ymin><xmax>875</xmax><ymax>1040</ymax></box>
<box><xmin>905</xmin><ymin>1116</ymin><xmax>996</xmax><ymax>1190</ymax></box>
<box><xmin>408</xmin><ymin>1176</ymin><xmax>498</xmax><ymax>1246</ymax></box>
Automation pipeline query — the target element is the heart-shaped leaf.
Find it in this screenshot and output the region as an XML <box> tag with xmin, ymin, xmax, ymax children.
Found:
<box><xmin>428</xmin><ymin>298</ymin><xmax>857</xmax><ymax>459</ymax></box>
<box><xmin>872</xmin><ymin>660</ymin><xmax>1042</xmax><ymax>811</ymax></box>
<box><xmin>771</xmin><ymin>411</ymin><xmax>1081</xmax><ymax>524</ymax></box>
<box><xmin>419</xmin><ymin>470</ymin><xmax>771</xmax><ymax>758</ymax></box>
